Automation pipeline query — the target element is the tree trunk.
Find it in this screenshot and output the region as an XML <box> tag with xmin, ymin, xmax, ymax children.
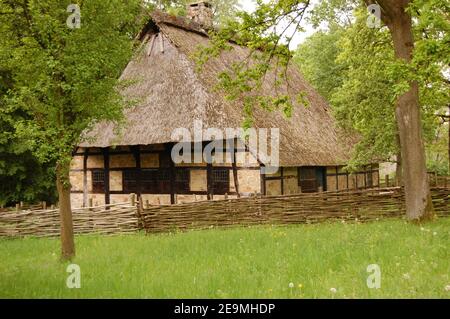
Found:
<box><xmin>379</xmin><ymin>0</ymin><xmax>434</xmax><ymax>221</ymax></box>
<box><xmin>56</xmin><ymin>163</ymin><xmax>75</xmax><ymax>260</ymax></box>
<box><xmin>395</xmin><ymin>133</ymin><xmax>403</xmax><ymax>186</ymax></box>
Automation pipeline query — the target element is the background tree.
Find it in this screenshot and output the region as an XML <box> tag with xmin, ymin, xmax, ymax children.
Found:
<box><xmin>294</xmin><ymin>8</ymin><xmax>448</xmax><ymax>181</ymax></box>
<box><xmin>294</xmin><ymin>25</ymin><xmax>345</xmax><ymax>101</ymax></box>
<box><xmin>0</xmin><ymin>70</ymin><xmax>56</xmax><ymax>206</ymax></box>
<box><xmin>0</xmin><ymin>0</ymin><xmax>144</xmax><ymax>259</ymax></box>
<box><xmin>198</xmin><ymin>0</ymin><xmax>449</xmax><ymax>221</ymax></box>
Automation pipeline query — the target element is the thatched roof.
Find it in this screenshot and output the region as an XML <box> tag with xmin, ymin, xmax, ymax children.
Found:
<box><xmin>80</xmin><ymin>10</ymin><xmax>357</xmax><ymax>166</ymax></box>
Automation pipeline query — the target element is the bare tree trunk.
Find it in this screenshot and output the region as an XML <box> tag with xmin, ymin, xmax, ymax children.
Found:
<box><xmin>56</xmin><ymin>163</ymin><xmax>75</xmax><ymax>260</ymax></box>
<box><xmin>376</xmin><ymin>0</ymin><xmax>434</xmax><ymax>221</ymax></box>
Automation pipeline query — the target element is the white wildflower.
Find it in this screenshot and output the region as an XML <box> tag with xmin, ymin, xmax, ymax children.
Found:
<box><xmin>330</xmin><ymin>287</ymin><xmax>337</xmax><ymax>294</ymax></box>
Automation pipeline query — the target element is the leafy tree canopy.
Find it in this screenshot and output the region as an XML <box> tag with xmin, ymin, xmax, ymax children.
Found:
<box><xmin>0</xmin><ymin>0</ymin><xmax>145</xmax><ymax>180</ymax></box>
<box><xmin>295</xmin><ymin>5</ymin><xmax>448</xmax><ymax>171</ymax></box>
<box><xmin>197</xmin><ymin>0</ymin><xmax>449</xmax><ymax>172</ymax></box>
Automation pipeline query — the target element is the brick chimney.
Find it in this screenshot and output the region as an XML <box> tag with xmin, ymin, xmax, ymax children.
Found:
<box><xmin>187</xmin><ymin>1</ymin><xmax>213</xmax><ymax>29</ymax></box>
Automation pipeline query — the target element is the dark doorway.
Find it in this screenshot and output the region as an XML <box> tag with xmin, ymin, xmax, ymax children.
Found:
<box><xmin>298</xmin><ymin>167</ymin><xmax>326</xmax><ymax>193</ymax></box>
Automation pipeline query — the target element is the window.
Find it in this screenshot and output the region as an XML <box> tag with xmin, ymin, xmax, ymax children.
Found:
<box><xmin>123</xmin><ymin>170</ymin><xmax>138</xmax><ymax>193</ymax></box>
<box><xmin>367</xmin><ymin>171</ymin><xmax>373</xmax><ymax>188</ymax></box>
<box><xmin>298</xmin><ymin>167</ymin><xmax>318</xmax><ymax>193</ymax></box>
<box><xmin>92</xmin><ymin>170</ymin><xmax>105</xmax><ymax>193</ymax></box>
<box><xmin>175</xmin><ymin>169</ymin><xmax>190</xmax><ymax>193</ymax></box>
<box><xmin>210</xmin><ymin>168</ymin><xmax>230</xmax><ymax>194</ymax></box>
<box><xmin>140</xmin><ymin>168</ymin><xmax>171</xmax><ymax>194</ymax></box>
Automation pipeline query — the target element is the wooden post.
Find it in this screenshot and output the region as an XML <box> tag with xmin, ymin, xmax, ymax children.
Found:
<box><xmin>385</xmin><ymin>175</ymin><xmax>390</xmax><ymax>188</ymax></box>
<box><xmin>130</xmin><ymin>193</ymin><xmax>136</xmax><ymax>206</ymax></box>
<box><xmin>102</xmin><ymin>148</ymin><xmax>110</xmax><ymax>206</ymax></box>
<box><xmin>16</xmin><ymin>203</ymin><xmax>20</xmax><ymax>211</ymax></box>
<box><xmin>207</xmin><ymin>163</ymin><xmax>213</xmax><ymax>201</ymax></box>
<box><xmin>83</xmin><ymin>148</ymin><xmax>88</xmax><ymax>207</ymax></box>
<box><xmin>132</xmin><ymin>146</ymin><xmax>142</xmax><ymax>196</ymax></box>
<box><xmin>346</xmin><ymin>172</ymin><xmax>349</xmax><ymax>190</ymax></box>
<box><xmin>231</xmin><ymin>139</ymin><xmax>240</xmax><ymax>198</ymax></box>
<box><xmin>87</xmin><ymin>197</ymin><xmax>94</xmax><ymax>230</ymax></box>
<box><xmin>145</xmin><ymin>200</ymin><xmax>150</xmax><ymax>209</ymax></box>
<box><xmin>260</xmin><ymin>166</ymin><xmax>266</xmax><ymax>196</ymax></box>
<box><xmin>147</xmin><ymin>34</ymin><xmax>156</xmax><ymax>56</ymax></box>
<box><xmin>280</xmin><ymin>167</ymin><xmax>284</xmax><ymax>195</ymax></box>
<box><xmin>168</xmin><ymin>145</ymin><xmax>176</xmax><ymax>205</ymax></box>
<box><xmin>42</xmin><ymin>201</ymin><xmax>47</xmax><ymax>210</ymax></box>
<box><xmin>136</xmin><ymin>195</ymin><xmax>144</xmax><ymax>230</ymax></box>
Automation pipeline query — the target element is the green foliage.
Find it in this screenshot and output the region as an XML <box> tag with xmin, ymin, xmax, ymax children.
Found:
<box><xmin>0</xmin><ymin>103</ymin><xmax>57</xmax><ymax>206</ymax></box>
<box><xmin>426</xmin><ymin>122</ymin><xmax>449</xmax><ymax>175</ymax></box>
<box><xmin>0</xmin><ymin>0</ymin><xmax>144</xmax><ymax>186</ymax></box>
<box><xmin>196</xmin><ymin>0</ymin><xmax>312</xmax><ymax>123</ymax></box>
<box><xmin>196</xmin><ymin>0</ymin><xmax>449</xmax><ymax>172</ymax></box>
<box><xmin>0</xmin><ymin>56</ymin><xmax>56</xmax><ymax>206</ymax></box>
<box><xmin>294</xmin><ymin>25</ymin><xmax>346</xmax><ymax>101</ymax></box>
<box><xmin>1</xmin><ymin>219</ymin><xmax>450</xmax><ymax>298</ymax></box>
<box><xmin>327</xmin><ymin>10</ymin><xmax>400</xmax><ymax>168</ymax></box>
<box><xmin>328</xmin><ymin>5</ymin><xmax>449</xmax><ymax>169</ymax></box>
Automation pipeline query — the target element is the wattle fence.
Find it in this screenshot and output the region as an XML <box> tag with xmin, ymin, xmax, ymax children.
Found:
<box><xmin>0</xmin><ymin>202</ymin><xmax>139</xmax><ymax>238</ymax></box>
<box><xmin>0</xmin><ymin>187</ymin><xmax>448</xmax><ymax>238</ymax></box>
<box><xmin>141</xmin><ymin>187</ymin><xmax>449</xmax><ymax>233</ymax></box>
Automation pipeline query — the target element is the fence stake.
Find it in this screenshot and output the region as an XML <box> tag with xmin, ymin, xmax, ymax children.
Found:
<box><xmin>16</xmin><ymin>203</ymin><xmax>20</xmax><ymax>211</ymax></box>
<box><xmin>385</xmin><ymin>175</ymin><xmax>390</xmax><ymax>188</ymax></box>
<box><xmin>130</xmin><ymin>193</ymin><xmax>136</xmax><ymax>206</ymax></box>
<box><xmin>42</xmin><ymin>201</ymin><xmax>47</xmax><ymax>210</ymax></box>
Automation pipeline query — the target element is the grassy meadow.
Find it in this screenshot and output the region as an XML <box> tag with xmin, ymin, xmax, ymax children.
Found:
<box><xmin>0</xmin><ymin>218</ymin><xmax>449</xmax><ymax>299</ymax></box>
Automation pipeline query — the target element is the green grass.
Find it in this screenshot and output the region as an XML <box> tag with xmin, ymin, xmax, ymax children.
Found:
<box><xmin>1</xmin><ymin>218</ymin><xmax>449</xmax><ymax>298</ymax></box>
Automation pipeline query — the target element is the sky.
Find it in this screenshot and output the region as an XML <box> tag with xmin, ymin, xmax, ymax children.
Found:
<box><xmin>238</xmin><ymin>0</ymin><xmax>322</xmax><ymax>50</ymax></box>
